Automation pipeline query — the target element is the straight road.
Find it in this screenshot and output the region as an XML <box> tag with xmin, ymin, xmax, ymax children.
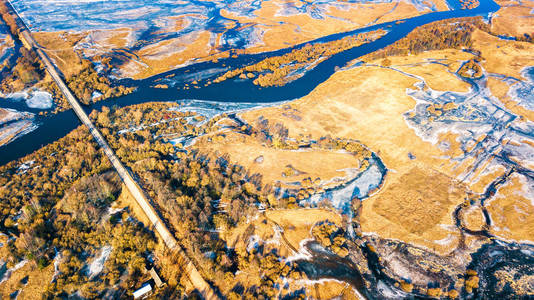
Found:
<box><xmin>4</xmin><ymin>1</ymin><xmax>218</xmax><ymax>298</ymax></box>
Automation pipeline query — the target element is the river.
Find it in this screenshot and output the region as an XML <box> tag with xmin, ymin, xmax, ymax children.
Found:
<box><xmin>4</xmin><ymin>1</ymin><xmax>534</xmax><ymax>299</ymax></box>
<box><xmin>0</xmin><ymin>0</ymin><xmax>500</xmax><ymax>165</ymax></box>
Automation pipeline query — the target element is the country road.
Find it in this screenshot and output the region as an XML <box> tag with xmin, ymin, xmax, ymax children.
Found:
<box><xmin>4</xmin><ymin>1</ymin><xmax>218</xmax><ymax>298</ymax></box>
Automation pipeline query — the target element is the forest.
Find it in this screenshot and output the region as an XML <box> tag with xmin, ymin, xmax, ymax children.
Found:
<box><xmin>0</xmin><ymin>124</ymin><xmax>162</xmax><ymax>298</ymax></box>
<box><xmin>0</xmin><ymin>101</ymin><xmax>311</xmax><ymax>298</ymax></box>
<box><xmin>361</xmin><ymin>17</ymin><xmax>490</xmax><ymax>62</ymax></box>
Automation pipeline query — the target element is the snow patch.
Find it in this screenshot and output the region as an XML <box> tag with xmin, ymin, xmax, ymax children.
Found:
<box><xmin>0</xmin><ymin>260</ymin><xmax>28</xmax><ymax>283</ymax></box>
<box><xmin>87</xmin><ymin>246</ymin><xmax>112</xmax><ymax>278</ymax></box>
<box><xmin>286</xmin><ymin>238</ymin><xmax>314</xmax><ymax>262</ymax></box>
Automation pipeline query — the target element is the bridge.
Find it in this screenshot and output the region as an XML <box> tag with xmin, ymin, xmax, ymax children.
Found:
<box><xmin>3</xmin><ymin>1</ymin><xmax>218</xmax><ymax>299</ymax></box>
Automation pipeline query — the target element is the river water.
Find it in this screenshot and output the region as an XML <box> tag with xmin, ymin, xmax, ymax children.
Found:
<box><xmin>3</xmin><ymin>1</ymin><xmax>534</xmax><ymax>299</ymax></box>
<box><xmin>0</xmin><ymin>0</ymin><xmax>500</xmax><ymax>165</ymax></box>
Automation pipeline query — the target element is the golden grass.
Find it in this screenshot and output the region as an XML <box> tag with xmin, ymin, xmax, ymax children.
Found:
<box><xmin>468</xmin><ymin>159</ymin><xmax>508</xmax><ymax>194</ymax></box>
<box><xmin>240</xmin><ymin>64</ymin><xmax>453</xmax><ymax>176</ymax></box>
<box><xmin>486</xmin><ymin>173</ymin><xmax>534</xmax><ymax>242</ymax></box>
<box><xmin>491</xmin><ymin>0</ymin><xmax>534</xmax><ymax>37</ymax></box>
<box><xmin>194</xmin><ymin>131</ymin><xmax>363</xmax><ymax>189</ymax></box>
<box><xmin>0</xmin><ymin>261</ymin><xmax>54</xmax><ymax>299</ymax></box>
<box><xmin>304</xmin><ymin>280</ymin><xmax>360</xmax><ymax>300</ymax></box>
<box><xmin>383</xmin><ymin>49</ymin><xmax>472</xmax><ymax>92</ymax></box>
<box><xmin>471</xmin><ymin>29</ymin><xmax>534</xmax><ymax>80</ymax></box>
<box><xmin>487</xmin><ymin>76</ymin><xmax>510</xmax><ymax>100</ymax></box>
<box><xmin>101</xmin><ymin>28</ymin><xmax>134</xmax><ymax>49</ymax></box>
<box><xmin>32</xmin><ymin>31</ymin><xmax>87</xmax><ymax>78</ymax></box>
<box><xmin>371</xmin><ymin>167</ymin><xmax>464</xmax><ymax>236</ymax></box>
<box><xmin>130</xmin><ymin>31</ymin><xmax>213</xmax><ymax>79</ymax></box>
<box><xmin>224</xmin><ymin>208</ymin><xmax>341</xmax><ymax>258</ymax></box>
<box><xmin>265</xmin><ymin>208</ymin><xmax>342</xmax><ymax>251</ymax></box>
<box><xmin>361</xmin><ymin>167</ymin><xmax>465</xmax><ymax>255</ymax></box>
<box><xmin>487</xmin><ymin>76</ymin><xmax>534</xmax><ymax>122</ymax></box>
<box><xmin>235</xmin><ymin>52</ymin><xmax>492</xmax><ymax>254</ymax></box>
<box><xmin>463</xmin><ymin>205</ymin><xmax>486</xmax><ymax>232</ymax></box>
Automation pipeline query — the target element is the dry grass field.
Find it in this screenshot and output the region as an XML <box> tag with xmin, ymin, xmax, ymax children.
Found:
<box><xmin>491</xmin><ymin>0</ymin><xmax>534</xmax><ymax>38</ymax></box>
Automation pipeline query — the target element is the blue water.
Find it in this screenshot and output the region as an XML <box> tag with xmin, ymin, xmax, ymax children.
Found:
<box><xmin>0</xmin><ymin>0</ymin><xmax>500</xmax><ymax>166</ymax></box>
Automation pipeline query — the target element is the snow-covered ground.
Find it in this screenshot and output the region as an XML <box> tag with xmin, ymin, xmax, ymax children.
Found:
<box><xmin>0</xmin><ymin>108</ymin><xmax>37</xmax><ymax>147</ymax></box>
<box><xmin>87</xmin><ymin>245</ymin><xmax>112</xmax><ymax>278</ymax></box>
<box><xmin>403</xmin><ymin>64</ymin><xmax>534</xmax><ymax>184</ymax></box>
<box><xmin>508</xmin><ymin>66</ymin><xmax>534</xmax><ymax>111</ymax></box>
<box><xmin>9</xmin><ymin>0</ymin><xmax>448</xmax><ymax>77</ymax></box>
<box><xmin>0</xmin><ymin>260</ymin><xmax>28</xmax><ymax>284</ymax></box>
<box><xmin>12</xmin><ymin>0</ymin><xmax>444</xmax><ymax>33</ymax></box>
<box><xmin>170</xmin><ymin>98</ymin><xmax>288</xmax><ymax>121</ymax></box>
<box><xmin>4</xmin><ymin>90</ymin><xmax>54</xmax><ymax>110</ymax></box>
<box><xmin>302</xmin><ymin>158</ymin><xmax>385</xmax><ymax>217</ymax></box>
<box><xmin>0</xmin><ymin>23</ymin><xmax>14</xmax><ymax>67</ymax></box>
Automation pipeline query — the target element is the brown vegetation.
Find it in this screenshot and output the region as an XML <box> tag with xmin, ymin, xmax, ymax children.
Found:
<box><xmin>214</xmin><ymin>29</ymin><xmax>386</xmax><ymax>87</ymax></box>
<box><xmin>0</xmin><ymin>126</ymin><xmax>159</xmax><ymax>298</ymax></box>
<box><xmin>0</xmin><ymin>3</ymin><xmax>45</xmax><ymax>93</ymax></box>
<box><xmin>312</xmin><ymin>221</ymin><xmax>349</xmax><ymax>257</ymax></box>
<box><xmin>491</xmin><ymin>1</ymin><xmax>534</xmax><ymax>42</ymax></box>
<box><xmin>88</xmin><ymin>102</ymin><xmax>307</xmax><ymax>297</ymax></box>
<box><xmin>32</xmin><ymin>32</ymin><xmax>135</xmax><ymax>107</ymax></box>
<box><xmin>0</xmin><ymin>2</ymin><xmax>133</xmax><ymax>112</ymax></box>
<box><xmin>457</xmin><ymin>59</ymin><xmax>483</xmax><ymax>78</ymax></box>
<box><xmin>459</xmin><ymin>0</ymin><xmax>480</xmax><ymax>9</ymax></box>
<box><xmin>361</xmin><ymin>17</ymin><xmax>490</xmax><ymax>62</ymax></box>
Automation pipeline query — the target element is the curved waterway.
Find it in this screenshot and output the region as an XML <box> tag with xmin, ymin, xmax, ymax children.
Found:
<box><xmin>4</xmin><ymin>2</ymin><xmax>533</xmax><ymax>299</ymax></box>
<box><xmin>0</xmin><ymin>0</ymin><xmax>499</xmax><ymax>166</ymax></box>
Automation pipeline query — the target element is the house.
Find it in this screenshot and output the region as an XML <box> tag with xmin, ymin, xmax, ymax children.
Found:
<box><xmin>132</xmin><ymin>283</ymin><xmax>152</xmax><ymax>299</ymax></box>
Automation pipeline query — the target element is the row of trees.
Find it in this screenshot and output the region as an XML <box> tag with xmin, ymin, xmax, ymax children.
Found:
<box><xmin>361</xmin><ymin>17</ymin><xmax>490</xmax><ymax>61</ymax></box>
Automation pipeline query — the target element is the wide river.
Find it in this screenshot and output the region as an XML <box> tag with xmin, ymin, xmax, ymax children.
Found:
<box><xmin>0</xmin><ymin>0</ymin><xmax>500</xmax><ymax>165</ymax></box>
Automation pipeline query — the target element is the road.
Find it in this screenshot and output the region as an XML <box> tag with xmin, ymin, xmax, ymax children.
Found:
<box><xmin>4</xmin><ymin>1</ymin><xmax>218</xmax><ymax>299</ymax></box>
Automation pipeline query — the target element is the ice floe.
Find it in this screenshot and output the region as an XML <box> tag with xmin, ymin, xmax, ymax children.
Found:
<box><xmin>25</xmin><ymin>91</ymin><xmax>53</xmax><ymax>109</ymax></box>
<box><xmin>4</xmin><ymin>90</ymin><xmax>53</xmax><ymax>110</ymax></box>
